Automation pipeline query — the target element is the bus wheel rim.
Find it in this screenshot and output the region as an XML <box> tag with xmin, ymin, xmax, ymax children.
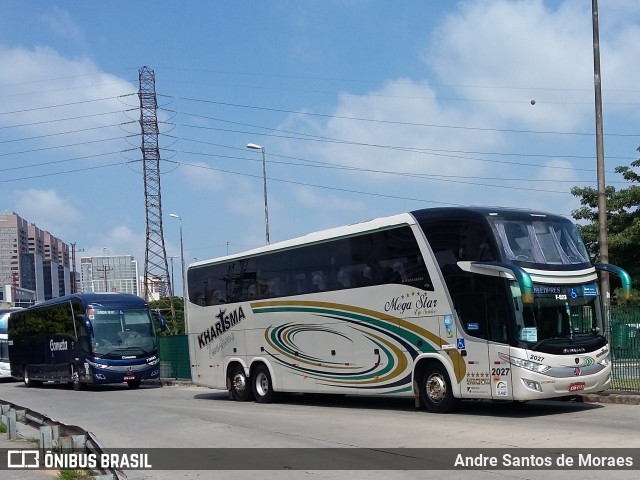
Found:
<box><xmin>426</xmin><ymin>374</ymin><xmax>446</xmax><ymax>403</ymax></box>
<box><xmin>256</xmin><ymin>372</ymin><xmax>269</xmax><ymax>396</ymax></box>
<box><xmin>232</xmin><ymin>373</ymin><xmax>246</xmax><ymax>393</ymax></box>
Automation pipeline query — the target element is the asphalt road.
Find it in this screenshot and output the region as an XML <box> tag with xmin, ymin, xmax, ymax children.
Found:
<box><xmin>1</xmin><ymin>379</ymin><xmax>639</xmax><ymax>480</ymax></box>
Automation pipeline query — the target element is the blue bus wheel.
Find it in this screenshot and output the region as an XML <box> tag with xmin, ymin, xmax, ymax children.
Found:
<box><xmin>71</xmin><ymin>366</ymin><xmax>85</xmax><ymax>391</ymax></box>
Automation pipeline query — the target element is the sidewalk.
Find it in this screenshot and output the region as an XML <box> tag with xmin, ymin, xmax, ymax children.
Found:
<box><xmin>578</xmin><ymin>390</ymin><xmax>640</xmax><ymax>405</ymax></box>
<box><xmin>1</xmin><ymin>424</ymin><xmax>60</xmax><ymax>480</ymax></box>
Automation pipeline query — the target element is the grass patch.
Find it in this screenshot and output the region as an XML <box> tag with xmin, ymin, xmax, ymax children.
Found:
<box><xmin>57</xmin><ymin>470</ymin><xmax>95</xmax><ymax>480</ymax></box>
<box><xmin>0</xmin><ymin>423</ymin><xmax>6</xmax><ymax>433</ymax></box>
<box><xmin>611</xmin><ymin>378</ymin><xmax>640</xmax><ymax>391</ymax></box>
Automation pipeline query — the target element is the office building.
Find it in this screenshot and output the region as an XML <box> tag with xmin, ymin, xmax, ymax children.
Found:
<box><xmin>0</xmin><ymin>211</ymin><xmax>71</xmax><ymax>304</ymax></box>
<box><xmin>80</xmin><ymin>255</ymin><xmax>140</xmax><ymax>296</ymax></box>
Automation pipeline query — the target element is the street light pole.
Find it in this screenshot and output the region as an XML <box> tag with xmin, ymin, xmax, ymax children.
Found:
<box><xmin>247</xmin><ymin>143</ymin><xmax>270</xmax><ymax>244</ymax></box>
<box><xmin>592</xmin><ymin>0</ymin><xmax>610</xmax><ymax>311</ymax></box>
<box><xmin>169</xmin><ymin>213</ymin><xmax>188</xmax><ymax>334</ymax></box>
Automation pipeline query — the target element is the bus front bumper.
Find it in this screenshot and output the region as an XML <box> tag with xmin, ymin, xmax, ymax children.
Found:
<box><xmin>511</xmin><ymin>364</ymin><xmax>612</xmax><ymax>400</ymax></box>
<box><xmin>84</xmin><ymin>359</ymin><xmax>160</xmax><ymax>384</ymax></box>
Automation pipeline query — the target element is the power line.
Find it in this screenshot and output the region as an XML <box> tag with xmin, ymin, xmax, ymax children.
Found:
<box><xmin>0</xmin><ymin>110</ymin><xmax>129</xmax><ymax>130</ymax></box>
<box><xmin>0</xmin><ymin>161</ymin><xmax>129</xmax><ymax>183</ymax></box>
<box><xmin>0</xmin><ymin>123</ymin><xmax>126</xmax><ymax>145</ymax></box>
<box><xmin>0</xmin><ymin>96</ymin><xmax>127</xmax><ymax>116</ymax></box>
<box><xmin>176</xmin><ymin>98</ymin><xmax>639</xmax><ymax>137</ymax></box>
<box><xmin>171</xmin><ymin>147</ymin><xmax>609</xmax><ymax>188</ymax></box>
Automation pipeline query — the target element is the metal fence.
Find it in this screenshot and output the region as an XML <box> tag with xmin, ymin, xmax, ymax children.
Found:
<box><xmin>158</xmin><ymin>335</ymin><xmax>191</xmax><ymax>380</ymax></box>
<box><xmin>608</xmin><ymin>306</ymin><xmax>640</xmax><ymax>393</ymax></box>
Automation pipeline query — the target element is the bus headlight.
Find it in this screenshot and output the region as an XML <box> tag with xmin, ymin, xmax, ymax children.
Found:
<box><xmin>598</xmin><ymin>355</ymin><xmax>611</xmax><ymax>367</ymax></box>
<box><xmin>499</xmin><ymin>352</ymin><xmax>550</xmax><ymax>374</ymax></box>
<box><xmin>87</xmin><ymin>360</ymin><xmax>110</xmax><ymax>370</ymax></box>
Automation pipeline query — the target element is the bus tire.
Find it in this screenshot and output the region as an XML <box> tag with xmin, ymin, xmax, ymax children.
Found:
<box><xmin>71</xmin><ymin>366</ymin><xmax>85</xmax><ymax>391</ymax></box>
<box><xmin>419</xmin><ymin>363</ymin><xmax>458</xmax><ymax>413</ymax></box>
<box><xmin>23</xmin><ymin>367</ymin><xmax>42</xmax><ymax>388</ymax></box>
<box><xmin>252</xmin><ymin>364</ymin><xmax>276</xmax><ymax>404</ymax></box>
<box><xmin>229</xmin><ymin>365</ymin><xmax>253</xmax><ymax>402</ymax></box>
<box><xmin>127</xmin><ymin>380</ymin><xmax>142</xmax><ymax>389</ymax></box>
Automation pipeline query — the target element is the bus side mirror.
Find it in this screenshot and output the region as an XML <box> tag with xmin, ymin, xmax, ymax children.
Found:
<box><xmin>83</xmin><ymin>316</ymin><xmax>93</xmax><ymax>335</ymax></box>
<box><xmin>152</xmin><ymin>311</ymin><xmax>167</xmax><ymax>332</ymax></box>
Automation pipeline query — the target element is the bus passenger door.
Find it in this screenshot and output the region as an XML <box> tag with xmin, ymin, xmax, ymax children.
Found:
<box><xmin>453</xmin><ymin>294</ymin><xmax>493</xmax><ymax>399</ymax></box>
<box><xmin>487</xmin><ymin>298</ymin><xmax>513</xmax><ymax>400</ymax></box>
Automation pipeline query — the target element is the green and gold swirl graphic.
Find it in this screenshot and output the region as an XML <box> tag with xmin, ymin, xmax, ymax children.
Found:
<box><xmin>251</xmin><ymin>300</ymin><xmax>466</xmax><ymax>391</ymax></box>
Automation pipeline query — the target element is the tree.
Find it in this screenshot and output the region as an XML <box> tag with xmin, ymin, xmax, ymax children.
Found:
<box><xmin>571</xmin><ymin>153</ymin><xmax>640</xmax><ymax>299</ymax></box>
<box><xmin>149</xmin><ymin>296</ymin><xmax>185</xmax><ymax>335</ymax></box>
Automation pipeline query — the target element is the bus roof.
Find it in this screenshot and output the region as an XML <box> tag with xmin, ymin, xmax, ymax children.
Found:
<box><xmin>190</xmin><ymin>206</ymin><xmax>576</xmax><ymax>269</ymax></box>
<box><xmin>410</xmin><ymin>206</ymin><xmax>571</xmax><ymax>223</ymax></box>
<box><xmin>25</xmin><ymin>293</ymin><xmax>150</xmax><ymax>310</ymax></box>
<box><xmin>190</xmin><ymin>212</ymin><xmax>416</xmax><ymax>268</ymax></box>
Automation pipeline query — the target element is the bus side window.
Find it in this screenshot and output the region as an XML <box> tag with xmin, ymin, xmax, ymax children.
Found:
<box><xmin>311</xmin><ymin>271</ymin><xmax>327</xmax><ymax>291</ymax></box>
<box><xmin>336</xmin><ymin>269</ymin><xmax>351</xmax><ymax>289</ymax></box>
<box><xmin>454</xmin><ymin>293</ymin><xmax>488</xmax><ymax>340</ymax></box>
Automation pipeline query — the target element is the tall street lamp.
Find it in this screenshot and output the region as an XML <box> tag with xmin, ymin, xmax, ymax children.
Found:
<box><xmin>169</xmin><ymin>213</ymin><xmax>188</xmax><ymax>333</ymax></box>
<box><xmin>246</xmin><ymin>143</ymin><xmax>270</xmax><ymax>244</ymax></box>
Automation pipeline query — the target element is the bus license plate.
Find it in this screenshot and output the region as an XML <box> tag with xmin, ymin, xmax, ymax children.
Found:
<box><xmin>124</xmin><ymin>375</ymin><xmax>135</xmax><ymax>381</ymax></box>
<box><xmin>569</xmin><ymin>382</ymin><xmax>585</xmax><ymax>392</ymax></box>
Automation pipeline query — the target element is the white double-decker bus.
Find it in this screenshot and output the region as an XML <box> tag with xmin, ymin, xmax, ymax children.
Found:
<box><xmin>186</xmin><ymin>207</ymin><xmax>630</xmax><ymax>413</ymax></box>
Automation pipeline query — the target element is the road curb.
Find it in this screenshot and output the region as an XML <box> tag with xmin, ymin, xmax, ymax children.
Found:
<box><xmin>158</xmin><ymin>379</ymin><xmax>640</xmax><ymax>406</ymax></box>
<box><xmin>578</xmin><ymin>391</ymin><xmax>640</xmax><ymax>405</ymax></box>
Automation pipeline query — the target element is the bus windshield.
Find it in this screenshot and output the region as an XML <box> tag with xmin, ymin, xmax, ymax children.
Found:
<box><xmin>512</xmin><ymin>283</ymin><xmax>604</xmax><ymax>350</ymax></box>
<box><xmin>89</xmin><ymin>307</ymin><xmax>158</xmax><ymax>357</ymax></box>
<box><xmin>489</xmin><ymin>216</ymin><xmax>590</xmax><ymax>265</ymax></box>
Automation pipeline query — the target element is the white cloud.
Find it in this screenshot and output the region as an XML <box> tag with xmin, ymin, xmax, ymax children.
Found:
<box><xmin>280</xmin><ymin>79</ymin><xmax>502</xmax><ymax>181</ymax></box>
<box><xmin>179</xmin><ymin>161</ymin><xmax>228</xmax><ymax>191</ymax></box>
<box><xmin>426</xmin><ymin>0</ymin><xmax>640</xmax><ymax>127</ymax></box>
<box><xmin>275</xmin><ymin>0</ymin><xmax>639</xmax><ymax>218</ymax></box>
<box><xmin>86</xmin><ymin>225</ymin><xmax>145</xmax><ymax>259</ymax></box>
<box><xmin>40</xmin><ymin>7</ymin><xmax>86</xmax><ymax>47</ymax></box>
<box><xmin>0</xmin><ymin>45</ymin><xmax>136</xmax><ymax>157</ymax></box>
<box><xmin>13</xmin><ymin>188</ymin><xmax>83</xmax><ymax>235</ymax></box>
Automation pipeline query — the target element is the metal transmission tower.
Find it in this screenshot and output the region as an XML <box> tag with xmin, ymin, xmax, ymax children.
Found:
<box><xmin>138</xmin><ymin>66</ymin><xmax>176</xmax><ymax>324</ymax></box>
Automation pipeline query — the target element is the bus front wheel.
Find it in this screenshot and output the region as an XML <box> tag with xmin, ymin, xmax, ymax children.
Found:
<box><xmin>229</xmin><ymin>365</ymin><xmax>253</xmax><ymax>402</ymax></box>
<box><xmin>252</xmin><ymin>364</ymin><xmax>276</xmax><ymax>404</ymax></box>
<box><xmin>71</xmin><ymin>366</ymin><xmax>85</xmax><ymax>391</ymax></box>
<box><xmin>419</xmin><ymin>363</ymin><xmax>458</xmax><ymax>413</ymax></box>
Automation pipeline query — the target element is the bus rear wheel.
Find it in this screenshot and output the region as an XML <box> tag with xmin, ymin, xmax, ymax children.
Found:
<box><xmin>252</xmin><ymin>364</ymin><xmax>276</xmax><ymax>404</ymax></box>
<box><xmin>229</xmin><ymin>365</ymin><xmax>253</xmax><ymax>401</ymax></box>
<box><xmin>419</xmin><ymin>363</ymin><xmax>458</xmax><ymax>413</ymax></box>
<box><xmin>23</xmin><ymin>367</ymin><xmax>42</xmax><ymax>388</ymax></box>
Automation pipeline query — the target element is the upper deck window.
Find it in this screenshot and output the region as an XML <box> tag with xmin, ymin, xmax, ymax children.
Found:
<box><xmin>491</xmin><ymin>217</ymin><xmax>589</xmax><ymax>265</ymax></box>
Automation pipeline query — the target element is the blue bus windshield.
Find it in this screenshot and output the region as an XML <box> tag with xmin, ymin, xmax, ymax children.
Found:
<box><xmin>88</xmin><ymin>307</ymin><xmax>158</xmax><ymax>357</ymax></box>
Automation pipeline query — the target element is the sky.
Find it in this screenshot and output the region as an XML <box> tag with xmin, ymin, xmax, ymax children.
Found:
<box><xmin>1</xmin><ymin>0</ymin><xmax>639</xmax><ymax>297</ymax></box>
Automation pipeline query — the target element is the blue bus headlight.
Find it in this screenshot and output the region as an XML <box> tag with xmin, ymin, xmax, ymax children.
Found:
<box><xmin>87</xmin><ymin>360</ymin><xmax>109</xmax><ymax>370</ymax></box>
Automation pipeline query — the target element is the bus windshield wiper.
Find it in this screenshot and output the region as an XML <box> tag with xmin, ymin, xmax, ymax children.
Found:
<box><xmin>114</xmin><ymin>346</ymin><xmax>146</xmax><ymax>354</ymax></box>
<box><xmin>530</xmin><ymin>337</ymin><xmax>564</xmax><ymax>351</ymax></box>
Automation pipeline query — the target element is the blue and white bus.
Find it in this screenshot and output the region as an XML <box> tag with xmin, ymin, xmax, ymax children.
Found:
<box><xmin>0</xmin><ymin>308</ymin><xmax>22</xmax><ymax>379</ymax></box>
<box><xmin>8</xmin><ymin>293</ymin><xmax>166</xmax><ymax>390</ymax></box>
<box><xmin>186</xmin><ymin>207</ymin><xmax>631</xmax><ymax>412</ymax></box>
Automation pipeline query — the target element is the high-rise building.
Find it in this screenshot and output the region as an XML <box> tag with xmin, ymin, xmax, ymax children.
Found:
<box><xmin>0</xmin><ymin>211</ymin><xmax>71</xmax><ymax>304</ymax></box>
<box><xmin>80</xmin><ymin>255</ymin><xmax>140</xmax><ymax>296</ymax></box>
